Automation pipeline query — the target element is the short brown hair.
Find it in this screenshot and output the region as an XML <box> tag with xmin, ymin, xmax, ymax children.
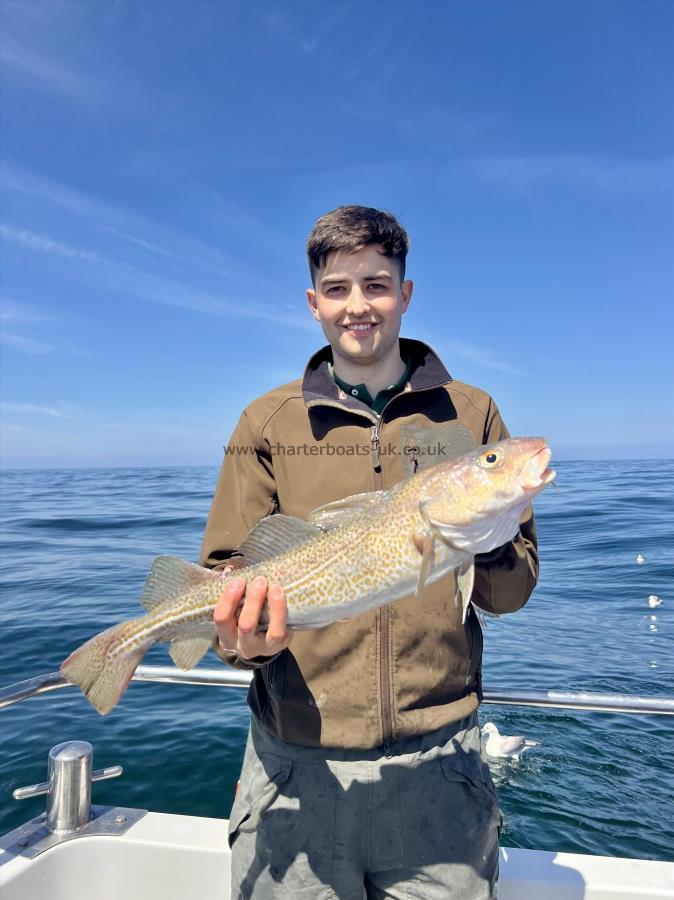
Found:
<box><xmin>306</xmin><ymin>205</ymin><xmax>409</xmax><ymax>285</ymax></box>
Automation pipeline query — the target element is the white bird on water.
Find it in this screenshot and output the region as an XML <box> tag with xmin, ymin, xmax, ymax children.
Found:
<box><xmin>648</xmin><ymin>595</ymin><xmax>663</xmax><ymax>608</ymax></box>
<box><xmin>481</xmin><ymin>722</ymin><xmax>540</xmax><ymax>760</ymax></box>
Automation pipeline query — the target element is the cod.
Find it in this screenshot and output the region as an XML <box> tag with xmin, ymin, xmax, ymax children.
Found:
<box><xmin>61</xmin><ymin>437</ymin><xmax>555</xmax><ymax>715</ymax></box>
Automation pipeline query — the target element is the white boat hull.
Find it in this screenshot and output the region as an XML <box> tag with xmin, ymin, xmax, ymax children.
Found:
<box><xmin>1</xmin><ymin>811</ymin><xmax>673</xmax><ymax>900</ymax></box>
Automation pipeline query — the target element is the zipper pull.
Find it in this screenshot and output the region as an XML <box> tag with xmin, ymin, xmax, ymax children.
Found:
<box><xmin>370</xmin><ymin>425</ymin><xmax>381</xmax><ymax>471</ymax></box>
<box><xmin>408</xmin><ymin>446</ymin><xmax>419</xmax><ymax>473</ymax></box>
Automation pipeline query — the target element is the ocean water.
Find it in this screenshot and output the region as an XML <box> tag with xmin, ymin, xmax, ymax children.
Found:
<box><xmin>0</xmin><ymin>461</ymin><xmax>672</xmax><ymax>862</ymax></box>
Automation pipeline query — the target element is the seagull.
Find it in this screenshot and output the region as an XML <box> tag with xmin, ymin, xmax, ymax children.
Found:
<box><xmin>648</xmin><ymin>595</ymin><xmax>663</xmax><ymax>608</ymax></box>
<box><xmin>481</xmin><ymin>722</ymin><xmax>539</xmax><ymax>759</ymax></box>
<box><xmin>635</xmin><ymin>554</ymin><xmax>646</xmax><ymax>565</ymax></box>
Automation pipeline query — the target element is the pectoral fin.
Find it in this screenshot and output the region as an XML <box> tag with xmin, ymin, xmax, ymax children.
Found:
<box><xmin>419</xmin><ymin>501</ymin><xmax>461</xmax><ymax>546</ymax></box>
<box><xmin>413</xmin><ymin>532</ymin><xmax>436</xmax><ymax>596</ymax></box>
<box><xmin>455</xmin><ymin>559</ymin><xmax>475</xmax><ymax>624</ymax></box>
<box><xmin>169</xmin><ymin>635</ymin><xmax>212</xmax><ymax>670</ymax></box>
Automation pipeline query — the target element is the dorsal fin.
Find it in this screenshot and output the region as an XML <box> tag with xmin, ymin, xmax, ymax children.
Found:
<box><xmin>140</xmin><ymin>556</ymin><xmax>218</xmax><ymax>612</ymax></box>
<box><xmin>308</xmin><ymin>490</ymin><xmax>387</xmax><ymax>531</ymax></box>
<box><xmin>238</xmin><ymin>515</ymin><xmax>322</xmax><ymax>566</ymax></box>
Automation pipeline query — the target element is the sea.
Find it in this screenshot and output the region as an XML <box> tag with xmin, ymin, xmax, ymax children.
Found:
<box><xmin>0</xmin><ymin>460</ymin><xmax>672</xmax><ymax>861</ymax></box>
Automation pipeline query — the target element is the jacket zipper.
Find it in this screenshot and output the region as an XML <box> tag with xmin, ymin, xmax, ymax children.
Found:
<box><xmin>370</xmin><ymin>424</ymin><xmax>381</xmax><ymax>471</ymax></box>
<box><xmin>309</xmin><ymin>390</ymin><xmax>443</xmax><ymax>757</ymax></box>
<box><xmin>370</xmin><ymin>421</ymin><xmax>393</xmax><ymax>755</ymax></box>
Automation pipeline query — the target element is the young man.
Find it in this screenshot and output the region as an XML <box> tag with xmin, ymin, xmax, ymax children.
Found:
<box><xmin>200</xmin><ymin>206</ymin><xmax>538</xmax><ymax>900</ymax></box>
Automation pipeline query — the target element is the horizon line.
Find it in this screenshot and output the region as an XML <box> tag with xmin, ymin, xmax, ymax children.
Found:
<box><xmin>2</xmin><ymin>456</ymin><xmax>673</xmax><ymax>474</ymax></box>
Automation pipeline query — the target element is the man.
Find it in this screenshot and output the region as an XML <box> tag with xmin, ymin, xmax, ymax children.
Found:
<box><xmin>200</xmin><ymin>206</ymin><xmax>538</xmax><ymax>899</ymax></box>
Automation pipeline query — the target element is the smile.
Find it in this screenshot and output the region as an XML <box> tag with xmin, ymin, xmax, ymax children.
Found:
<box><xmin>344</xmin><ymin>323</ymin><xmax>377</xmax><ymax>332</ymax></box>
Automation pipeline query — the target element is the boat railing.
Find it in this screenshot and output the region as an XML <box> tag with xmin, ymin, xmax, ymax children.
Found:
<box><xmin>1</xmin><ymin>666</ymin><xmax>673</xmax><ymax>863</ymax></box>
<box><xmin>1</xmin><ymin>666</ymin><xmax>673</xmax><ymax>715</ymax></box>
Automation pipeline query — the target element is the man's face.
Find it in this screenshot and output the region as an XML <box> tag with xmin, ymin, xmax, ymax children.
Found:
<box><xmin>306</xmin><ymin>244</ymin><xmax>413</xmax><ymax>367</ymax></box>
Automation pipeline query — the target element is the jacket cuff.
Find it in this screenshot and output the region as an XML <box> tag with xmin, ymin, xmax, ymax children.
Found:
<box><xmin>211</xmin><ymin>636</ymin><xmax>282</xmax><ymax>670</ymax></box>
<box><xmin>474</xmin><ymin>539</ymin><xmax>514</xmax><ymax>567</ymax></box>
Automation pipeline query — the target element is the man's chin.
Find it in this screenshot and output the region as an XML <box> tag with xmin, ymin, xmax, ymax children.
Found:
<box><xmin>336</xmin><ymin>332</ymin><xmax>382</xmax><ymax>358</ymax></box>
<box><xmin>335</xmin><ymin>343</ymin><xmax>379</xmax><ymax>364</ymax></box>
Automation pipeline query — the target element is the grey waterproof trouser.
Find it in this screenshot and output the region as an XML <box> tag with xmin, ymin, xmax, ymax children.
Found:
<box><xmin>227</xmin><ymin>713</ymin><xmax>503</xmax><ymax>899</ymax></box>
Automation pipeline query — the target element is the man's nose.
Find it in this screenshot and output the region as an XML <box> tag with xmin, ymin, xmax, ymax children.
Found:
<box><xmin>345</xmin><ymin>286</ymin><xmax>369</xmax><ymax>316</ymax></box>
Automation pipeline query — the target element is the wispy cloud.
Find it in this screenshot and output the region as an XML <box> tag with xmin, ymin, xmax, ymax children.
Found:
<box><xmin>0</xmin><ymin>34</ymin><xmax>95</xmax><ymax>100</ymax></box>
<box><xmin>1</xmin><ymin>224</ymin><xmax>315</xmax><ymax>332</ymax></box>
<box><xmin>265</xmin><ymin>9</ymin><xmax>345</xmax><ymax>55</ymax></box>
<box><xmin>285</xmin><ymin>153</ymin><xmax>674</xmax><ymax>194</ymax></box>
<box><xmin>300</xmin><ymin>8</ymin><xmax>347</xmax><ymax>54</ymax></box>
<box><xmin>467</xmin><ymin>155</ymin><xmax>674</xmax><ymax>192</ymax></box>
<box><xmin>2</xmin><ymin>164</ymin><xmax>178</xmax><ymax>259</ymax></box>
<box><xmin>0</xmin><ymin>299</ymin><xmax>54</xmax><ymax>324</ymax></box>
<box><xmin>344</xmin><ymin>17</ymin><xmax>403</xmax><ymax>82</ymax></box>
<box><xmin>443</xmin><ymin>340</ymin><xmax>521</xmax><ymax>375</ymax></box>
<box><xmin>0</xmin><ymin>224</ymin><xmax>104</xmax><ymax>264</ymax></box>
<box><xmin>0</xmin><ymin>402</ymin><xmax>73</xmax><ymax>418</ymax></box>
<box><xmin>0</xmin><ymin>4</ymin><xmax>149</xmax><ymax>112</ymax></box>
<box><xmin>1</xmin><ymin>332</ymin><xmax>54</xmax><ymax>354</ymax></box>
<box><xmin>1</xmin><ymin>163</ymin><xmax>278</xmax><ymax>282</ymax></box>
<box><xmin>0</xmin><ymin>299</ymin><xmax>77</xmax><ymax>356</ymax></box>
<box><xmin>416</xmin><ymin>335</ymin><xmax>521</xmax><ymax>375</ymax></box>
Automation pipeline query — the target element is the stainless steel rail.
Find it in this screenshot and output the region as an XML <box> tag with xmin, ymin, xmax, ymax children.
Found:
<box><xmin>1</xmin><ymin>666</ymin><xmax>673</xmax><ymax>715</ymax></box>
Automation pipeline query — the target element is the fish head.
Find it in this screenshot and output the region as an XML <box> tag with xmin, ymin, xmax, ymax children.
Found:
<box><xmin>417</xmin><ymin>437</ymin><xmax>555</xmax><ymax>554</ymax></box>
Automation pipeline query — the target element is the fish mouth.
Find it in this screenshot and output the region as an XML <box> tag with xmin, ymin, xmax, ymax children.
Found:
<box><xmin>521</xmin><ymin>444</ymin><xmax>556</xmax><ymax>491</ymax></box>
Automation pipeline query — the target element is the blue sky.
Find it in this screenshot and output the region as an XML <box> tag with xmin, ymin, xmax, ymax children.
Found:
<box><xmin>1</xmin><ymin>0</ymin><xmax>672</xmax><ymax>468</ymax></box>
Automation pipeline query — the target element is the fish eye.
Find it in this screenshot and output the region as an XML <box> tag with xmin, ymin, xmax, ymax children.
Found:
<box><xmin>480</xmin><ymin>449</ymin><xmax>502</xmax><ymax>467</ymax></box>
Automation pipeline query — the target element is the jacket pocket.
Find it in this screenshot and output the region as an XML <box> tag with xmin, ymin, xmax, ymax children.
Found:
<box><xmin>440</xmin><ymin>751</ymin><xmax>499</xmax><ymax>829</ymax></box>
<box><xmin>401</xmin><ymin>423</ymin><xmax>476</xmax><ymax>475</ymax></box>
<box><xmin>227</xmin><ymin>753</ymin><xmax>292</xmax><ymax>849</ymax></box>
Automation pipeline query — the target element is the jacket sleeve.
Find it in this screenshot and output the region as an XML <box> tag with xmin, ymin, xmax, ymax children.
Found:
<box><xmin>470</xmin><ymin>399</ymin><xmax>539</xmax><ymax>615</ymax></box>
<box><xmin>200</xmin><ymin>409</ymin><xmax>279</xmax><ymax>670</ymax></box>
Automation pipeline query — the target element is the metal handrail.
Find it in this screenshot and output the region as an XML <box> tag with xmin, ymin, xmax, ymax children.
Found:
<box><xmin>1</xmin><ymin>666</ymin><xmax>673</xmax><ymax>715</ymax></box>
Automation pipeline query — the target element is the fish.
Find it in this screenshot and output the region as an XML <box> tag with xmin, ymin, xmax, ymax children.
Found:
<box><xmin>60</xmin><ymin>436</ymin><xmax>555</xmax><ymax>715</ymax></box>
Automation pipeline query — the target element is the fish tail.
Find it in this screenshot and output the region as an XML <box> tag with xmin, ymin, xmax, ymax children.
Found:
<box><xmin>60</xmin><ymin>619</ymin><xmax>148</xmax><ymax>715</ymax></box>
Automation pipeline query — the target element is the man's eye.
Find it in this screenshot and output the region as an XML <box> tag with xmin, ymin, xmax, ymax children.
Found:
<box><xmin>326</xmin><ymin>286</ymin><xmax>346</xmax><ymax>295</ymax></box>
<box><xmin>367</xmin><ymin>283</ymin><xmax>386</xmax><ymax>292</ymax></box>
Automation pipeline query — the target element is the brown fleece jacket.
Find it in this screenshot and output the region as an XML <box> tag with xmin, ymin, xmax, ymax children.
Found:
<box><xmin>200</xmin><ymin>340</ymin><xmax>538</xmax><ymax>749</ymax></box>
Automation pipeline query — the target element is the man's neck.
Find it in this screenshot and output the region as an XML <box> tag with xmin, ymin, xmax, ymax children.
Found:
<box><xmin>331</xmin><ymin>346</ymin><xmax>407</xmax><ymax>398</ymax></box>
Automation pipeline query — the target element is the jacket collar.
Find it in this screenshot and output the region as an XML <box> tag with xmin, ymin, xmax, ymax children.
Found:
<box><xmin>302</xmin><ymin>339</ymin><xmax>452</xmax><ymax>412</ymax></box>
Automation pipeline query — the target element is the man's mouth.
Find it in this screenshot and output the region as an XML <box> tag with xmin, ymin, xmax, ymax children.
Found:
<box><xmin>343</xmin><ymin>322</ymin><xmax>378</xmax><ymax>334</ymax></box>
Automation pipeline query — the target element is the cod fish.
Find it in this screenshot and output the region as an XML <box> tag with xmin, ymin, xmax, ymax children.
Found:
<box><xmin>61</xmin><ymin>437</ymin><xmax>555</xmax><ymax>715</ymax></box>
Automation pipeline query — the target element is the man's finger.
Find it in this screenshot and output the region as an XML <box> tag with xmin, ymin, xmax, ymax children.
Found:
<box><xmin>265</xmin><ymin>583</ymin><xmax>290</xmax><ymax>649</ymax></box>
<box><xmin>237</xmin><ymin>575</ymin><xmax>268</xmax><ymax>637</ymax></box>
<box><xmin>213</xmin><ymin>576</ymin><xmax>246</xmax><ymax>648</ymax></box>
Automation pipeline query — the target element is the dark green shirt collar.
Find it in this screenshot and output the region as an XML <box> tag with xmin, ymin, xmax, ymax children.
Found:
<box><xmin>330</xmin><ymin>358</ymin><xmax>411</xmax><ymax>415</ymax></box>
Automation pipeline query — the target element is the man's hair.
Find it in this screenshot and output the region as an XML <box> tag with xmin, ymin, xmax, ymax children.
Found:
<box><xmin>306</xmin><ymin>205</ymin><xmax>409</xmax><ymax>285</ymax></box>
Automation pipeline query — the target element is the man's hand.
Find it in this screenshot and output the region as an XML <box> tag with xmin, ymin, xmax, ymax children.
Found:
<box><xmin>213</xmin><ymin>574</ymin><xmax>293</xmax><ymax>660</ymax></box>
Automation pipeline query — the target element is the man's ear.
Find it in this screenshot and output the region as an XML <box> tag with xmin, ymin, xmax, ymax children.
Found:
<box><xmin>307</xmin><ymin>288</ymin><xmax>320</xmax><ymax>321</ymax></box>
<box><xmin>401</xmin><ymin>279</ymin><xmax>414</xmax><ymax>313</ymax></box>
